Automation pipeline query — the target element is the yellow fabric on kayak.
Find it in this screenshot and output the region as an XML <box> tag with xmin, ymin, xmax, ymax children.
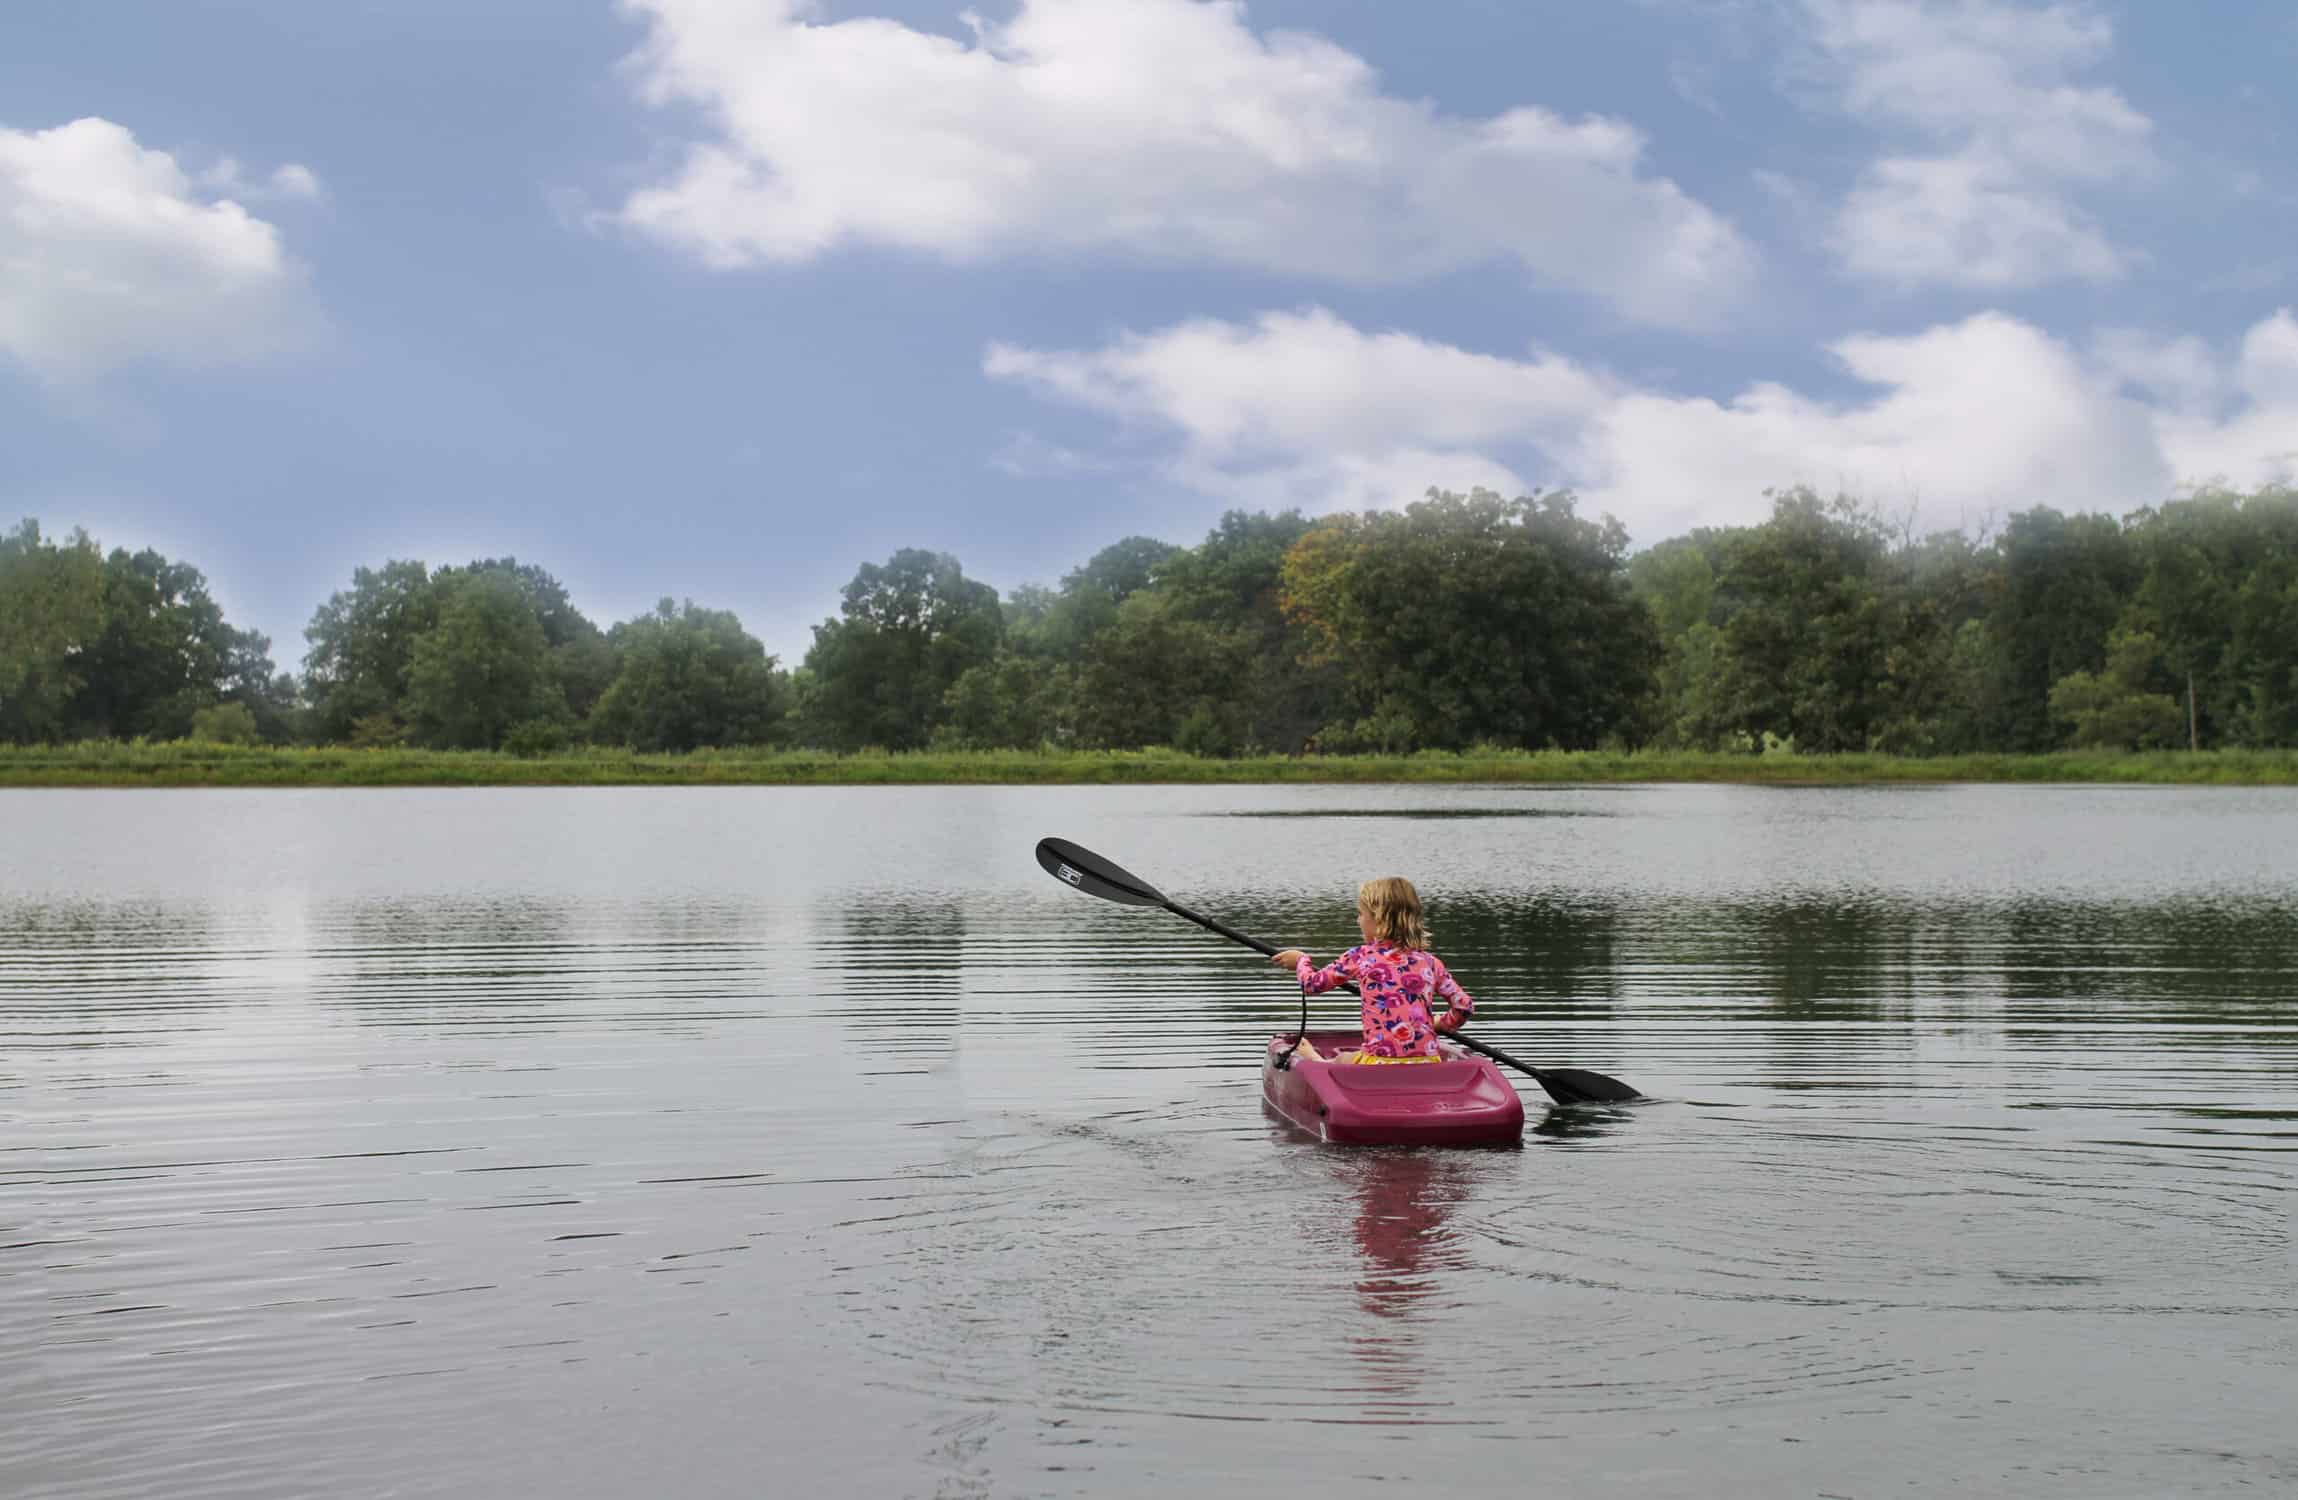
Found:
<box><xmin>1340</xmin><ymin>1051</ymin><xmax>1443</xmax><ymax>1065</ymax></box>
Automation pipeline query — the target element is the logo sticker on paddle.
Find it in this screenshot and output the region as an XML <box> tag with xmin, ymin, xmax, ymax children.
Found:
<box><xmin>1057</xmin><ymin>864</ymin><xmax>1084</xmax><ymax>886</ymax></box>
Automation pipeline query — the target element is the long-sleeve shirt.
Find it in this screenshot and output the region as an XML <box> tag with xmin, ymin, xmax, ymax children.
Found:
<box><xmin>1294</xmin><ymin>941</ymin><xmax>1475</xmax><ymax>1058</ymax></box>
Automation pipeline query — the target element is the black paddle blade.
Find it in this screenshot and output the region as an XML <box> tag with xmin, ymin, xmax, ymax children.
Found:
<box><xmin>1035</xmin><ymin>837</ymin><xmax>1168</xmax><ymax>908</ymax></box>
<box><xmin>1452</xmin><ymin>1034</ymin><xmax>1643</xmax><ymax>1104</ymax></box>
<box><xmin>1532</xmin><ymin>1067</ymin><xmax>1643</xmax><ymax>1106</ymax></box>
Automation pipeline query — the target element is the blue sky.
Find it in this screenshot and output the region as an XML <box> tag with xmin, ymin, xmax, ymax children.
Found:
<box><xmin>4</xmin><ymin>0</ymin><xmax>2294</xmax><ymax>669</ymax></box>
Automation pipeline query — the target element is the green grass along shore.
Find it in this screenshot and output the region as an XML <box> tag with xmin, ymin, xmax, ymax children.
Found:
<box><xmin>5</xmin><ymin>742</ymin><xmax>2297</xmax><ymax>787</ymax></box>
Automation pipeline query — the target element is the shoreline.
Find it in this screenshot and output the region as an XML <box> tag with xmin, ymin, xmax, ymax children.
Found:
<box><xmin>5</xmin><ymin>744</ymin><xmax>2297</xmax><ymax>788</ymax></box>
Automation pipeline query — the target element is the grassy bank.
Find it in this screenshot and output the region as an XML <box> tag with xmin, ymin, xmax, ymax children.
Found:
<box><xmin>4</xmin><ymin>741</ymin><xmax>2298</xmax><ymax>787</ymax></box>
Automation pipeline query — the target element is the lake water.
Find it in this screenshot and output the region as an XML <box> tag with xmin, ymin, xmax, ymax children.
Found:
<box><xmin>3</xmin><ymin>784</ymin><xmax>2293</xmax><ymax>1498</ymax></box>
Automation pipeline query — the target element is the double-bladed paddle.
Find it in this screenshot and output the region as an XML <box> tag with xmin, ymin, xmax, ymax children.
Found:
<box><xmin>1034</xmin><ymin>836</ymin><xmax>1641</xmax><ymax>1106</ymax></box>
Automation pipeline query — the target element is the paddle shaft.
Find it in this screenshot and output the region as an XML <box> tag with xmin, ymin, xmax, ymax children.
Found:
<box><xmin>1155</xmin><ymin>894</ymin><xmax>1571</xmax><ymax>1091</ymax></box>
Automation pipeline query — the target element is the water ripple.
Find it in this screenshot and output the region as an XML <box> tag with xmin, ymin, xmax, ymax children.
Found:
<box><xmin>3</xmin><ymin>784</ymin><xmax>2294</xmax><ymax>1498</ymax></box>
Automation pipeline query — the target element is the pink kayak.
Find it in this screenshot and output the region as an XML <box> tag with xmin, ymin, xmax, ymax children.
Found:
<box><xmin>1261</xmin><ymin>1031</ymin><xmax>1526</xmax><ymax>1147</ymax></box>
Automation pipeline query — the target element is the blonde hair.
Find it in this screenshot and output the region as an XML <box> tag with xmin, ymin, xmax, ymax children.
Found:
<box><xmin>1357</xmin><ymin>877</ymin><xmax>1429</xmax><ymax>950</ymax></box>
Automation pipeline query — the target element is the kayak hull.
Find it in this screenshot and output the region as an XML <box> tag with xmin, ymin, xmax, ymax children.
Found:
<box><xmin>1261</xmin><ymin>1031</ymin><xmax>1525</xmax><ymax>1147</ymax></box>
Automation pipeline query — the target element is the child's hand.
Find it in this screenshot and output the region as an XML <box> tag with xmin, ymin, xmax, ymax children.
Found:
<box><xmin>1434</xmin><ymin>1011</ymin><xmax>1465</xmax><ymax>1034</ymax></box>
<box><xmin>1272</xmin><ymin>949</ymin><xmax>1308</xmax><ymax>968</ymax></box>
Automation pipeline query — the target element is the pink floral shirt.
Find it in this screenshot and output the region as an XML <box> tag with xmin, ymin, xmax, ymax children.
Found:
<box><xmin>1295</xmin><ymin>942</ymin><xmax>1475</xmax><ymax>1057</ymax></box>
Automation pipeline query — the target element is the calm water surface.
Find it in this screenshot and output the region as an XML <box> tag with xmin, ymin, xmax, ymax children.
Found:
<box><xmin>3</xmin><ymin>785</ymin><xmax>2293</xmax><ymax>1498</ymax></box>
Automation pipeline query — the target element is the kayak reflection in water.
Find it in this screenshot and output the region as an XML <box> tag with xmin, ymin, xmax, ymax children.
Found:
<box><xmin>1337</xmin><ymin>1152</ymin><xmax>1475</xmax><ymax>1398</ymax></box>
<box><xmin>1348</xmin><ymin>1152</ymin><xmax>1473</xmax><ymax>1315</ymax></box>
<box><xmin>1273</xmin><ymin>876</ymin><xmax>1476</xmax><ymax>1061</ymax></box>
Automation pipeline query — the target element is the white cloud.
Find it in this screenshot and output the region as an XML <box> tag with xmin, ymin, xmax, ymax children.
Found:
<box><xmin>2093</xmin><ymin>326</ymin><xmax>2221</xmax><ymax>411</ymax></box>
<box><xmin>1801</xmin><ymin>0</ymin><xmax>2153</xmax><ymax>289</ymax></box>
<box><xmin>616</xmin><ymin>0</ymin><xmax>1757</xmax><ymax>326</ymax></box>
<box><xmin>1835</xmin><ymin>150</ymin><xmax>2126</xmax><ymax>288</ymax></box>
<box><xmin>986</xmin><ymin>308</ymin><xmax>1607</xmax><ymax>510</ymax></box>
<box><xmin>198</xmin><ymin>157</ymin><xmax>325</xmax><ymax>201</ymax></box>
<box><xmin>0</xmin><ymin>117</ymin><xmax>313</xmax><ymax>379</ymax></box>
<box><xmin>1593</xmin><ymin>312</ymin><xmax>2169</xmax><ymax>535</ymax></box>
<box><xmin>2124</xmin><ymin>309</ymin><xmax>2298</xmax><ymax>492</ymax></box>
<box><xmin>986</xmin><ymin>305</ymin><xmax>2298</xmax><ymax>543</ymax></box>
<box><xmin>267</xmin><ymin>162</ymin><xmax>323</xmax><ymax>201</ymax></box>
<box><xmin>987</xmin><ymin>309</ymin><xmax>1612</xmax><ymax>456</ymax></box>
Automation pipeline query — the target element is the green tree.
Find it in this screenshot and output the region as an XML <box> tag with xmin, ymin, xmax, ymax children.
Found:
<box><xmin>1983</xmin><ymin>508</ymin><xmax>2138</xmax><ymax>750</ymax></box>
<box><xmin>0</xmin><ymin>520</ymin><xmax>105</xmax><ymax>742</ymax></box>
<box><xmin>69</xmin><ymin>547</ymin><xmax>280</xmax><ymax>741</ymax></box>
<box><xmin>1701</xmin><ymin>491</ymin><xmax>1897</xmax><ymax>752</ymax></box>
<box><xmin>0</xmin><ymin>525</ymin><xmax>284</xmax><ymax>744</ymax></box>
<box><xmin>2048</xmin><ymin>629</ymin><xmax>2185</xmax><ymax>748</ymax></box>
<box><xmin>938</xmin><ymin>654</ymin><xmax>1067</xmax><ymax>749</ymax></box>
<box><xmin>2124</xmin><ymin>487</ymin><xmax>2298</xmax><ymax>747</ymax></box>
<box><xmin>1695</xmin><ymin>490</ymin><xmax>1995</xmax><ymax>755</ymax></box>
<box><xmin>1069</xmin><ymin>591</ymin><xmax>1248</xmax><ymax>750</ymax></box>
<box><xmin>303</xmin><ymin>559</ymin><xmax>439</xmax><ymax>742</ymax></box>
<box><xmin>2229</xmin><ymin>503</ymin><xmax>2298</xmax><ymax>744</ymax></box>
<box><xmin>999</xmin><ymin>583</ymin><xmax>1063</xmax><ymax>659</ymax></box>
<box><xmin>589</xmin><ymin>599</ymin><xmax>789</xmax><ymax>750</ymax></box>
<box><xmin>1157</xmin><ymin>509</ymin><xmax>1337</xmax><ymax>753</ymax></box>
<box><xmin>1646</xmin><ymin>621</ymin><xmax>1726</xmax><ymax>749</ymax></box>
<box><xmin>404</xmin><ymin>570</ymin><xmax>565</xmax><ymax>749</ymax></box>
<box><xmin>1002</xmin><ymin>536</ymin><xmax>1183</xmax><ymax>665</ymax></box>
<box><xmin>801</xmin><ymin>550</ymin><xmax>1003</xmax><ymax>749</ymax></box>
<box><xmin>1629</xmin><ymin>531</ymin><xmax>1735</xmax><ymax>747</ymax></box>
<box><xmin>1866</xmin><ymin>526</ymin><xmax>1998</xmax><ymax>754</ymax></box>
<box><xmin>972</xmin><ymin>514</ymin><xmax>1338</xmax><ymax>755</ymax></box>
<box><xmin>306</xmin><ymin>555</ymin><xmax>611</xmax><ymax>747</ymax></box>
<box><xmin>1628</xmin><ymin>533</ymin><xmax>1721</xmax><ymax>640</ymax></box>
<box><xmin>445</xmin><ymin>557</ymin><xmax>618</xmax><ymax>723</ymax></box>
<box><xmin>1065</xmin><ymin>535</ymin><xmax>1180</xmax><ymax>604</ymax></box>
<box><xmin>1281</xmin><ymin>489</ymin><xmax>1659</xmax><ymax>751</ymax></box>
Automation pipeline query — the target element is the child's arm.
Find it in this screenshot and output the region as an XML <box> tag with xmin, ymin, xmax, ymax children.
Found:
<box><xmin>1431</xmin><ymin>958</ymin><xmax>1475</xmax><ymax>1032</ymax></box>
<box><xmin>1272</xmin><ymin>947</ymin><xmax>1354</xmax><ymax>995</ymax></box>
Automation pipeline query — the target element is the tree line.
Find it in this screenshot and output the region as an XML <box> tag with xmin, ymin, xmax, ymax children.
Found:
<box><xmin>3</xmin><ymin>483</ymin><xmax>2293</xmax><ymax>755</ymax></box>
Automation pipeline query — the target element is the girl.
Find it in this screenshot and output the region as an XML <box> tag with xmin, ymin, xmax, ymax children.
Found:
<box><xmin>1272</xmin><ymin>876</ymin><xmax>1474</xmax><ymax>1063</ymax></box>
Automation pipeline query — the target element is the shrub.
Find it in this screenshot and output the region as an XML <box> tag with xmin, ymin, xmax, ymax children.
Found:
<box><xmin>1173</xmin><ymin>705</ymin><xmax>1240</xmax><ymax>758</ymax></box>
<box><xmin>188</xmin><ymin>702</ymin><xmax>260</xmax><ymax>745</ymax></box>
<box><xmin>346</xmin><ymin>712</ymin><xmax>409</xmax><ymax>748</ymax></box>
<box><xmin>502</xmin><ymin>718</ymin><xmax>571</xmax><ymax>758</ymax></box>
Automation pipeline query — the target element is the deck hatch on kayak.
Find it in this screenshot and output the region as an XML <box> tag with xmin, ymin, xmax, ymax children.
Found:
<box><xmin>1322</xmin><ymin>1065</ymin><xmax>1485</xmax><ymax>1096</ymax></box>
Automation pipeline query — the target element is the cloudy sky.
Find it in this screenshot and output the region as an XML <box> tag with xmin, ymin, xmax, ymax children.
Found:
<box><xmin>5</xmin><ymin>0</ymin><xmax>2295</xmax><ymax>667</ymax></box>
